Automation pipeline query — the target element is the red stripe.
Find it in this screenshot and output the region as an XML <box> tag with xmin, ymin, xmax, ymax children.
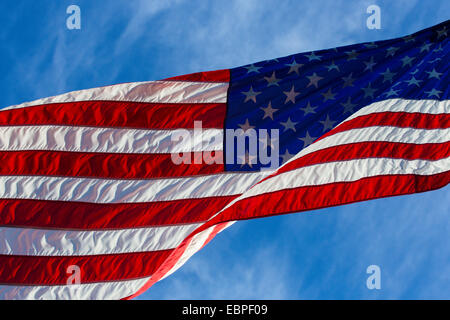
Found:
<box><xmin>0</xmin><ymin>250</ymin><xmax>173</xmax><ymax>285</ymax></box>
<box><xmin>191</xmin><ymin>171</ymin><xmax>450</xmax><ymax>238</ymax></box>
<box><xmin>0</xmin><ymin>195</ymin><xmax>237</xmax><ymax>230</ymax></box>
<box><xmin>124</xmin><ymin>171</ymin><xmax>450</xmax><ymax>299</ymax></box>
<box><xmin>0</xmin><ymin>151</ymin><xmax>224</xmax><ymax>179</ymax></box>
<box><xmin>164</xmin><ymin>69</ymin><xmax>230</xmax><ymax>82</ymax></box>
<box><xmin>318</xmin><ymin>112</ymin><xmax>450</xmax><ymax>142</ymax></box>
<box><xmin>123</xmin><ymin>221</ymin><xmax>229</xmax><ymax>300</ymax></box>
<box><xmin>123</xmin><ymin>235</ymin><xmax>194</xmax><ymax>300</ymax></box>
<box><xmin>0</xmin><ymin>101</ymin><xmax>226</xmax><ymax>129</ymax></box>
<box><xmin>277</xmin><ymin>141</ymin><xmax>450</xmax><ymax>177</ymax></box>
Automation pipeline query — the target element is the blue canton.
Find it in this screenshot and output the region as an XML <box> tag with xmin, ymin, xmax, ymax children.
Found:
<box><xmin>225</xmin><ymin>20</ymin><xmax>449</xmax><ymax>171</ymax></box>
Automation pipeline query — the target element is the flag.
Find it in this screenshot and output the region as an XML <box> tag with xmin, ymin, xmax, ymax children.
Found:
<box><xmin>0</xmin><ymin>20</ymin><xmax>448</xmax><ymax>299</ymax></box>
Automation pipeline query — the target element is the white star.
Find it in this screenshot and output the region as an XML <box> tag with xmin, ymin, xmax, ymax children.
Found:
<box><xmin>420</xmin><ymin>42</ymin><xmax>433</xmax><ymax>53</ymax></box>
<box><xmin>436</xmin><ymin>26</ymin><xmax>447</xmax><ymax>39</ymax></box>
<box><xmin>385</xmin><ymin>46</ymin><xmax>399</xmax><ymax>57</ymax></box>
<box><xmin>283</xmin><ymin>86</ymin><xmax>300</xmax><ymax>104</ymax></box>
<box><xmin>363</xmin><ymin>56</ymin><xmax>377</xmax><ymax>72</ymax></box>
<box><xmin>238</xmin><ymin>118</ymin><xmax>255</xmax><ymax>132</ymax></box>
<box><xmin>426</xmin><ymin>68</ymin><xmax>443</xmax><ymax>80</ymax></box>
<box><xmin>280</xmin><ymin>117</ymin><xmax>298</xmax><ymax>132</ymax></box>
<box><xmin>259</xmin><ymin>135</ymin><xmax>275</xmax><ymax>150</ymax></box>
<box><xmin>260</xmin><ymin>102</ymin><xmax>277</xmax><ymax>120</ymax></box>
<box><xmin>238</xmin><ymin>151</ymin><xmax>257</xmax><ymax>168</ymax></box>
<box><xmin>321</xmin><ymin>88</ymin><xmax>336</xmax><ymax>101</ymax></box>
<box><xmin>364</xmin><ymin>42</ymin><xmax>378</xmax><ymax>49</ymax></box>
<box><xmin>326</xmin><ymin>60</ymin><xmax>340</xmax><ymax>72</ymax></box>
<box><xmin>384</xmin><ymin>88</ymin><xmax>399</xmax><ymax>98</ymax></box>
<box><xmin>345</xmin><ymin>50</ymin><xmax>359</xmax><ymax>61</ymax></box>
<box><xmin>286</xmin><ymin>59</ymin><xmax>304</xmax><ymax>75</ymax></box>
<box><xmin>425</xmin><ymin>88</ymin><xmax>442</xmax><ymax>98</ymax></box>
<box><xmin>306</xmin><ymin>72</ymin><xmax>324</xmax><ymax>88</ymax></box>
<box><xmin>264</xmin><ymin>72</ymin><xmax>281</xmax><ymax>87</ymax></box>
<box><xmin>301</xmin><ymin>101</ymin><xmax>317</xmax><ymax>115</ymax></box>
<box><xmin>401</xmin><ymin>56</ymin><xmax>415</xmax><ymax>67</ymax></box>
<box><xmin>242</xmin><ymin>86</ymin><xmax>261</xmax><ymax>103</ymax></box>
<box><xmin>319</xmin><ymin>114</ymin><xmax>336</xmax><ymax>131</ymax></box>
<box><xmin>299</xmin><ymin>131</ymin><xmax>316</xmax><ymax>147</ymax></box>
<box><xmin>381</xmin><ymin>68</ymin><xmax>396</xmax><ymax>83</ymax></box>
<box><xmin>362</xmin><ymin>83</ymin><xmax>377</xmax><ymax>99</ymax></box>
<box><xmin>402</xmin><ymin>35</ymin><xmax>415</xmax><ymax>43</ymax></box>
<box><xmin>244</xmin><ymin>64</ymin><xmax>262</xmax><ymax>74</ymax></box>
<box><xmin>342</xmin><ymin>73</ymin><xmax>356</xmax><ymax>87</ymax></box>
<box><xmin>405</xmin><ymin>76</ymin><xmax>422</xmax><ymax>87</ymax></box>
<box><xmin>306</xmin><ymin>52</ymin><xmax>321</xmax><ymax>61</ymax></box>
<box><xmin>433</xmin><ymin>45</ymin><xmax>444</xmax><ymax>53</ymax></box>
<box><xmin>341</xmin><ymin>97</ymin><xmax>356</xmax><ymax>114</ymax></box>
<box><xmin>428</xmin><ymin>58</ymin><xmax>442</xmax><ymax>64</ymax></box>
<box><xmin>280</xmin><ymin>149</ymin><xmax>294</xmax><ymax>164</ymax></box>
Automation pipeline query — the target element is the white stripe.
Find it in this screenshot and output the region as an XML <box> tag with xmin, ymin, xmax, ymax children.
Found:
<box><xmin>239</xmin><ymin>157</ymin><xmax>449</xmax><ymax>200</ymax></box>
<box><xmin>289</xmin><ymin>126</ymin><xmax>450</xmax><ymax>163</ymax></box>
<box><xmin>0</xmin><ymin>172</ymin><xmax>267</xmax><ymax>203</ymax></box>
<box><xmin>3</xmin><ymin>80</ymin><xmax>229</xmax><ymax>111</ymax></box>
<box><xmin>342</xmin><ymin>98</ymin><xmax>449</xmax><ymax>125</ymax></box>
<box><xmin>0</xmin><ymin>222</ymin><xmax>238</xmax><ymax>299</ymax></box>
<box><xmin>0</xmin><ymin>126</ymin><xmax>222</xmax><ymax>153</ymax></box>
<box><xmin>0</xmin><ymin>223</ymin><xmax>201</xmax><ymax>256</ymax></box>
<box><xmin>0</xmin><ymin>277</ymin><xmax>150</xmax><ymax>300</ymax></box>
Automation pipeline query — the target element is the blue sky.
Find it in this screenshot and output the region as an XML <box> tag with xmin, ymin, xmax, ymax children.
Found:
<box><xmin>0</xmin><ymin>0</ymin><xmax>448</xmax><ymax>299</ymax></box>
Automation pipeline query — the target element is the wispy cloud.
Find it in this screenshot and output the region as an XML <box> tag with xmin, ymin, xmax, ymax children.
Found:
<box><xmin>5</xmin><ymin>0</ymin><xmax>445</xmax><ymax>105</ymax></box>
<box><xmin>113</xmin><ymin>0</ymin><xmax>185</xmax><ymax>55</ymax></box>
<box><xmin>143</xmin><ymin>235</ymin><xmax>292</xmax><ymax>299</ymax></box>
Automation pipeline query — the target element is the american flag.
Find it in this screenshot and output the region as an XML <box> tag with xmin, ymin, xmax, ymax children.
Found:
<box><xmin>0</xmin><ymin>21</ymin><xmax>448</xmax><ymax>299</ymax></box>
